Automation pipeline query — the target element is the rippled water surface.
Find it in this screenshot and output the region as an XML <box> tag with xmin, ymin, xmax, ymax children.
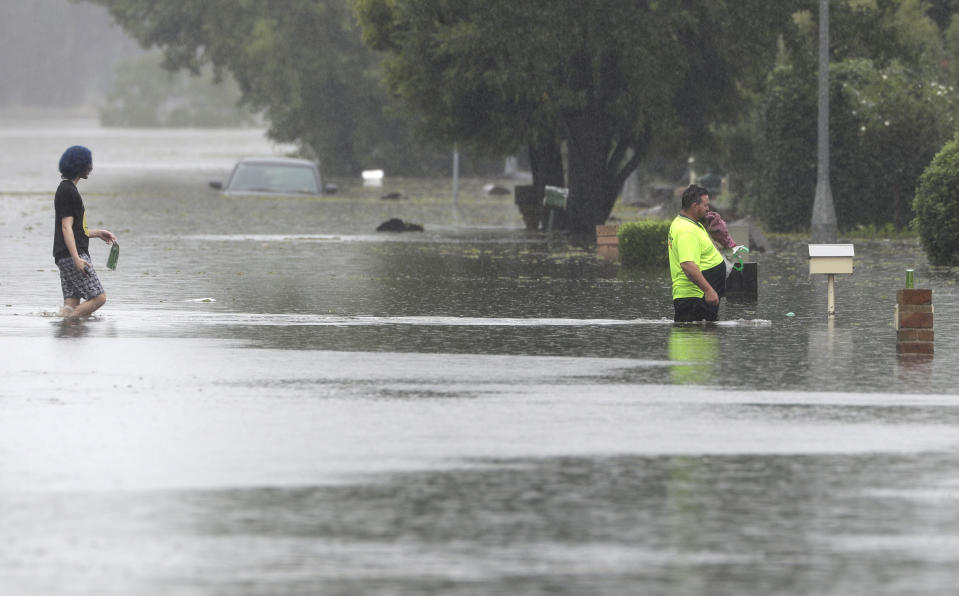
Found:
<box><xmin>2</xmin><ymin>116</ymin><xmax>959</xmax><ymax>595</ymax></box>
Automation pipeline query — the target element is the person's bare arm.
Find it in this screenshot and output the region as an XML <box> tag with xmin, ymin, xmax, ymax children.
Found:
<box><xmin>88</xmin><ymin>228</ymin><xmax>117</xmax><ymax>244</ymax></box>
<box><xmin>61</xmin><ymin>216</ymin><xmax>87</xmax><ymax>274</ymax></box>
<box><xmin>680</xmin><ymin>261</ymin><xmax>719</xmax><ymax>305</ymax></box>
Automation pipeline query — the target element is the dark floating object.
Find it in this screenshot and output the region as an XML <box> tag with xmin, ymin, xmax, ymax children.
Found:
<box><xmin>380</xmin><ymin>192</ymin><xmax>407</xmax><ymax>200</ymax></box>
<box><xmin>484</xmin><ymin>184</ymin><xmax>511</xmax><ymax>196</ymax></box>
<box><xmin>376</xmin><ymin>218</ymin><xmax>423</xmax><ymax>232</ymax></box>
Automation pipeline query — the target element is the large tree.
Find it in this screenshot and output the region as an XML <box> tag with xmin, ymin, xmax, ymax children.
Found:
<box><xmin>84</xmin><ymin>0</ymin><xmax>445</xmax><ymax>175</ymax></box>
<box><xmin>356</xmin><ymin>0</ymin><xmax>794</xmax><ymax>232</ymax></box>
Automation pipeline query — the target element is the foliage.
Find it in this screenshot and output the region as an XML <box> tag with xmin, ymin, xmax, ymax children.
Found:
<box><xmin>753</xmin><ymin>57</ymin><xmax>959</xmax><ymax>232</ymax></box>
<box><xmin>832</xmin><ymin>60</ymin><xmax>958</xmax><ymax>229</ymax></box>
<box><xmin>99</xmin><ymin>54</ymin><xmax>257</xmax><ymax>127</ymax></box>
<box><xmin>617</xmin><ymin>220</ymin><xmax>671</xmax><ymax>269</ymax></box>
<box><xmin>744</xmin><ymin>0</ymin><xmax>959</xmax><ymax>233</ymax></box>
<box><xmin>914</xmin><ymin>131</ymin><xmax>959</xmax><ymax>265</ymax></box>
<box><xmin>355</xmin><ymin>0</ymin><xmax>795</xmax><ymax>233</ymax></box>
<box><xmin>83</xmin><ymin>0</ymin><xmax>456</xmax><ymax>175</ymax></box>
<box><xmin>845</xmin><ymin>223</ymin><xmax>918</xmax><ymax>239</ymax></box>
<box><xmin>751</xmin><ymin>63</ymin><xmax>818</xmax><ymax>231</ymax></box>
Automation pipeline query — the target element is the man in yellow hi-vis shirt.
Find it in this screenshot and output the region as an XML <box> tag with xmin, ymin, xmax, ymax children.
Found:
<box><xmin>668</xmin><ymin>184</ymin><xmax>725</xmax><ymax>322</ymax></box>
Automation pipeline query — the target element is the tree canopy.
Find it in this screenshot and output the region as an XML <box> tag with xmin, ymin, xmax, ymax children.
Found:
<box><xmin>84</xmin><ymin>0</ymin><xmax>959</xmax><ymax>234</ymax></box>
<box><xmin>100</xmin><ymin>53</ymin><xmax>256</xmax><ymax>127</ymax></box>
<box><xmin>355</xmin><ymin>0</ymin><xmax>796</xmax><ymax>231</ymax></box>
<box><xmin>745</xmin><ymin>0</ymin><xmax>959</xmax><ymax>232</ymax></box>
<box><xmin>85</xmin><ymin>0</ymin><xmax>449</xmax><ymax>175</ymax></box>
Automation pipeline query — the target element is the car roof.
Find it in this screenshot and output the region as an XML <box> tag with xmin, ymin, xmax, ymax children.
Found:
<box><xmin>236</xmin><ymin>157</ymin><xmax>317</xmax><ymax>167</ymax></box>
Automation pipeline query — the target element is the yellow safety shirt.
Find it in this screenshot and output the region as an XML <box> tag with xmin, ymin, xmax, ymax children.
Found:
<box><xmin>668</xmin><ymin>215</ymin><xmax>723</xmax><ymax>299</ymax></box>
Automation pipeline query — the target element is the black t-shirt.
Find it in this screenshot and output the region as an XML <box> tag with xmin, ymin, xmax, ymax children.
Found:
<box><xmin>53</xmin><ymin>179</ymin><xmax>89</xmax><ymax>260</ymax></box>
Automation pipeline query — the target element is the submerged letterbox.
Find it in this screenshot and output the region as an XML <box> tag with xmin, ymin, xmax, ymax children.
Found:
<box><xmin>808</xmin><ymin>244</ymin><xmax>854</xmax><ymax>275</ymax></box>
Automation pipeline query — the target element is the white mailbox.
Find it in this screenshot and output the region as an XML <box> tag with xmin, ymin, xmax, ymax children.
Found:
<box><xmin>808</xmin><ymin>244</ymin><xmax>854</xmax><ymax>275</ymax></box>
<box><xmin>808</xmin><ymin>244</ymin><xmax>854</xmax><ymax>317</ymax></box>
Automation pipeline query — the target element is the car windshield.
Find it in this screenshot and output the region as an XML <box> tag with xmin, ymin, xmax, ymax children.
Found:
<box><xmin>229</xmin><ymin>163</ymin><xmax>319</xmax><ymax>194</ymax></box>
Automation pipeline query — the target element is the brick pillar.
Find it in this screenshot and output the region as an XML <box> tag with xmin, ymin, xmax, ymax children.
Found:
<box><xmin>896</xmin><ymin>289</ymin><xmax>933</xmax><ymax>355</ymax></box>
<box><xmin>596</xmin><ymin>225</ymin><xmax>619</xmax><ymax>260</ymax></box>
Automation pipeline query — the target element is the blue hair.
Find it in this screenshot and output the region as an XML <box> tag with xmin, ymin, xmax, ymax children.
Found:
<box><xmin>59</xmin><ymin>145</ymin><xmax>92</xmax><ymax>179</ymax></box>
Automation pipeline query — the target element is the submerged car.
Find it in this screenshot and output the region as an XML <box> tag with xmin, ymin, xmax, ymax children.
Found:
<box><xmin>210</xmin><ymin>157</ymin><xmax>324</xmax><ymax>196</ymax></box>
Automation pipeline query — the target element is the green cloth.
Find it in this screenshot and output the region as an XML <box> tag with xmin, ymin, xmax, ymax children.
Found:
<box><xmin>668</xmin><ymin>215</ymin><xmax>723</xmax><ymax>299</ymax></box>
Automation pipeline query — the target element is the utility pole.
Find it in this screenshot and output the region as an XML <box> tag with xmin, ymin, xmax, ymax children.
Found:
<box><xmin>812</xmin><ymin>0</ymin><xmax>837</xmax><ymax>243</ymax></box>
<box><xmin>452</xmin><ymin>144</ymin><xmax>460</xmax><ymax>206</ymax></box>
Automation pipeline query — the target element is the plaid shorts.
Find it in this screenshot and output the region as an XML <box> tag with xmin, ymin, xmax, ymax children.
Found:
<box><xmin>56</xmin><ymin>253</ymin><xmax>104</xmax><ymax>300</ymax></box>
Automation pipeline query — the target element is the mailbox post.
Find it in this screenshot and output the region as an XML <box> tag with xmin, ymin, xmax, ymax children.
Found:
<box><xmin>808</xmin><ymin>244</ymin><xmax>854</xmax><ymax>317</ymax></box>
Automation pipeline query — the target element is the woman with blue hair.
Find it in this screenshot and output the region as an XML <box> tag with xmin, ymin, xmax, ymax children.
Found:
<box><xmin>52</xmin><ymin>145</ymin><xmax>118</xmax><ymax>318</ymax></box>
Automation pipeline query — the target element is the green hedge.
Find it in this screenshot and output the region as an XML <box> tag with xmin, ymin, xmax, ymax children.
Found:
<box><xmin>914</xmin><ymin>131</ymin><xmax>959</xmax><ymax>266</ymax></box>
<box><xmin>617</xmin><ymin>220</ymin><xmax>671</xmax><ymax>268</ymax></box>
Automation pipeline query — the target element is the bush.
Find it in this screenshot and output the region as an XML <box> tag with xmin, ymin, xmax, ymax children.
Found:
<box><xmin>914</xmin><ymin>131</ymin><xmax>959</xmax><ymax>265</ymax></box>
<box><xmin>618</xmin><ymin>220</ymin><xmax>671</xmax><ymax>268</ymax></box>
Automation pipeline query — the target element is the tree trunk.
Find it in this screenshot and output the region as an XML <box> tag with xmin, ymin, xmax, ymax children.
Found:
<box><xmin>565</xmin><ymin>116</ymin><xmax>607</xmax><ymax>233</ymax></box>
<box><xmin>528</xmin><ymin>133</ymin><xmax>565</xmax><ymax>190</ymax></box>
<box><xmin>563</xmin><ymin>115</ymin><xmax>644</xmax><ymax>234</ymax></box>
<box><xmin>526</xmin><ymin>131</ymin><xmax>567</xmax><ymax>230</ymax></box>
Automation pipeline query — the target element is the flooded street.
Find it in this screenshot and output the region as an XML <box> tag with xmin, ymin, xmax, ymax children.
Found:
<box><xmin>3</xmin><ymin>116</ymin><xmax>959</xmax><ymax>595</ymax></box>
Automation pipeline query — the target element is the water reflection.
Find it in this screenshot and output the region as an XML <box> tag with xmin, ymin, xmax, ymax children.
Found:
<box><xmin>6</xmin><ymin>451</ymin><xmax>954</xmax><ymax>595</ymax></box>
<box><xmin>896</xmin><ymin>353</ymin><xmax>936</xmax><ymax>386</ymax></box>
<box><xmin>668</xmin><ymin>325</ymin><xmax>720</xmax><ymax>384</ymax></box>
<box><xmin>53</xmin><ymin>317</ymin><xmax>90</xmax><ymax>338</ymax></box>
<box><xmin>806</xmin><ymin>317</ymin><xmax>856</xmax><ymax>389</ymax></box>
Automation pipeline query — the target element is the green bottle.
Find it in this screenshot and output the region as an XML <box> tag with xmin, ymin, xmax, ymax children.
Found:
<box><xmin>107</xmin><ymin>242</ymin><xmax>120</xmax><ymax>270</ymax></box>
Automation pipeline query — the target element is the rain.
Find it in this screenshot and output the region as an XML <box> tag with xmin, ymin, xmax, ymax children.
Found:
<box><xmin>3</xmin><ymin>2</ymin><xmax>959</xmax><ymax>595</ymax></box>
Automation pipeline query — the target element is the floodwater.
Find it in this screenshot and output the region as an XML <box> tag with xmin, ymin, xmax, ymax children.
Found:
<box><xmin>2</xmin><ymin>115</ymin><xmax>959</xmax><ymax>595</ymax></box>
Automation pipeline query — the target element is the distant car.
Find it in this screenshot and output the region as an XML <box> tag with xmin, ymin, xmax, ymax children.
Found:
<box><xmin>210</xmin><ymin>157</ymin><xmax>325</xmax><ymax>196</ymax></box>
